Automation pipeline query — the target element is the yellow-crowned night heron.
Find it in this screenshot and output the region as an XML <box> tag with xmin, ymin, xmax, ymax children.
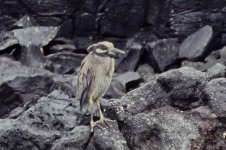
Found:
<box><xmin>77</xmin><ymin>41</ymin><xmax>125</xmax><ymax>132</ymax></box>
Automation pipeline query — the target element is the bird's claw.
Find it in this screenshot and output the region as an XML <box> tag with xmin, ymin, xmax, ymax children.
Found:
<box><xmin>90</xmin><ymin>121</ymin><xmax>103</xmax><ymax>132</ymax></box>
<box><xmin>90</xmin><ymin>117</ymin><xmax>115</xmax><ymax>132</ymax></box>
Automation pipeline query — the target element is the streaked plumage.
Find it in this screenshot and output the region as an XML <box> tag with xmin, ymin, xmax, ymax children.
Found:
<box><xmin>76</xmin><ymin>41</ymin><xmax>125</xmax><ymax>132</ymax></box>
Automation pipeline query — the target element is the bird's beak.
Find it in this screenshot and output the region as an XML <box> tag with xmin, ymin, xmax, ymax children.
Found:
<box><xmin>111</xmin><ymin>48</ymin><xmax>125</xmax><ymax>54</ymax></box>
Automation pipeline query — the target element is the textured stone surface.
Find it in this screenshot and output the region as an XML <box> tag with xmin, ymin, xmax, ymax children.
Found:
<box><xmin>102</xmin><ymin>80</ymin><xmax>169</xmax><ymax>121</ymax></box>
<box><xmin>122</xmin><ymin>107</ymin><xmax>201</xmax><ymax>150</ymax></box>
<box><xmin>146</xmin><ymin>38</ymin><xmax>179</xmax><ymax>71</ymax></box>
<box><xmin>0</xmin><ymin>31</ymin><xmax>18</xmax><ymax>51</ymax></box>
<box><xmin>179</xmin><ymin>25</ymin><xmax>213</xmax><ymax>60</ymax></box>
<box><xmin>204</xmin><ymin>78</ymin><xmax>226</xmax><ymax>119</ymax></box>
<box><xmin>45</xmin><ymin>52</ymin><xmax>85</xmax><ymax>74</ymax></box>
<box><xmin>157</xmin><ymin>67</ymin><xmax>209</xmax><ymax>110</ymax></box>
<box><xmin>137</xmin><ymin>64</ymin><xmax>156</xmax><ymax>82</ymax></box>
<box><xmin>207</xmin><ymin>63</ymin><xmax>226</xmax><ymax>79</ymax></box>
<box><xmin>13</xmin><ymin>26</ymin><xmax>59</xmax><ymax>47</ymax></box>
<box><xmin>116</xmin><ymin>39</ymin><xmax>143</xmax><ymax>72</ymax></box>
<box><xmin>0</xmin><ymin>0</ymin><xmax>226</xmax><ymax>149</ymax></box>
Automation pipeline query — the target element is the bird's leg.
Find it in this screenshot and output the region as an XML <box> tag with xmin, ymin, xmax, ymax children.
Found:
<box><xmin>89</xmin><ymin>96</ymin><xmax>103</xmax><ymax>132</ymax></box>
<box><xmin>89</xmin><ymin>96</ymin><xmax>95</xmax><ymax>132</ymax></box>
<box><xmin>96</xmin><ymin>100</ymin><xmax>114</xmax><ymax>126</ymax></box>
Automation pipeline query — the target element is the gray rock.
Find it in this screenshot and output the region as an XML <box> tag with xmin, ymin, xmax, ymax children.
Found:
<box><xmin>146</xmin><ymin>38</ymin><xmax>179</xmax><ymax>71</ymax></box>
<box><xmin>191</xmin><ymin>106</ymin><xmax>217</xmax><ymax>119</ymax></box>
<box><xmin>0</xmin><ymin>75</ymin><xmax>54</xmax><ymax>118</ymax></box>
<box><xmin>179</xmin><ymin>25</ymin><xmax>213</xmax><ymax>60</ymax></box>
<box><xmin>99</xmin><ymin>0</ymin><xmax>146</xmax><ymax>37</ymax></box>
<box><xmin>19</xmin><ymin>45</ymin><xmax>46</xmax><ymax>68</ymax></box>
<box><xmin>73</xmin><ymin>13</ymin><xmax>97</xmax><ymax>36</ymax></box>
<box><xmin>203</xmin><ymin>78</ymin><xmax>226</xmax><ymax>118</ymax></box>
<box><xmin>11</xmin><ymin>15</ymin><xmax>38</xmax><ymax>29</ymax></box>
<box><xmin>0</xmin><ymin>119</ymin><xmax>59</xmax><ymax>149</ymax></box>
<box><xmin>157</xmin><ymin>67</ymin><xmax>209</xmax><ymax>110</ymax></box>
<box><xmin>13</xmin><ymin>26</ymin><xmax>59</xmax><ymax>47</ymax></box>
<box><xmin>73</xmin><ymin>36</ymin><xmax>94</xmax><ymax>52</ymax></box>
<box><xmin>207</xmin><ymin>63</ymin><xmax>226</xmax><ymax>79</ymax></box>
<box><xmin>102</xmin><ymin>80</ymin><xmax>169</xmax><ymax>121</ymax></box>
<box><xmin>45</xmin><ymin>52</ymin><xmax>85</xmax><ymax>74</ymax></box>
<box><xmin>122</xmin><ymin>107</ymin><xmax>201</xmax><ymax>150</ymax></box>
<box><xmin>0</xmin><ymin>31</ymin><xmax>18</xmax><ymax>51</ymax></box>
<box><xmin>116</xmin><ymin>39</ymin><xmax>143</xmax><ymax>72</ymax></box>
<box><xmin>51</xmin><ymin>126</ymin><xmax>90</xmax><ymax>150</ymax></box>
<box><xmin>0</xmin><ymin>15</ymin><xmax>17</xmax><ymax>32</ymax></box>
<box><xmin>49</xmin><ymin>43</ymin><xmax>76</xmax><ymax>53</ymax></box>
<box><xmin>131</xmin><ymin>31</ymin><xmax>158</xmax><ymax>45</ymax></box>
<box><xmin>145</xmin><ymin>0</ymin><xmax>164</xmax><ymax>25</ymax></box>
<box><xmin>89</xmin><ymin>121</ymin><xmax>129</xmax><ymax>150</ymax></box>
<box><xmin>18</xmin><ymin>90</ymin><xmax>80</xmax><ymax>133</ymax></box>
<box><xmin>105</xmin><ymin>72</ymin><xmax>141</xmax><ymax>98</ymax></box>
<box><xmin>220</xmin><ymin>46</ymin><xmax>226</xmax><ymax>64</ymax></box>
<box><xmin>181</xmin><ymin>60</ymin><xmax>205</xmax><ymax>71</ymax></box>
<box><xmin>0</xmin><ymin>57</ymin><xmax>77</xmax><ymax>118</ymax></box>
<box><xmin>206</xmin><ymin>49</ymin><xmax>221</xmax><ymax>63</ymax></box>
<box><xmin>137</xmin><ymin>64</ymin><xmax>156</xmax><ymax>82</ymax></box>
<box><xmin>115</xmin><ymin>72</ymin><xmax>141</xmax><ymax>89</ymax></box>
<box><xmin>105</xmin><ymin>79</ymin><xmax>125</xmax><ymax>99</ymax></box>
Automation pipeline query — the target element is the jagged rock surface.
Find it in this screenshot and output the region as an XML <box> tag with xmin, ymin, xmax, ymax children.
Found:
<box><xmin>0</xmin><ymin>0</ymin><xmax>226</xmax><ymax>149</ymax></box>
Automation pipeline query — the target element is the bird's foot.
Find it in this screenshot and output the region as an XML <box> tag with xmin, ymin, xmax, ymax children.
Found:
<box><xmin>90</xmin><ymin>117</ymin><xmax>115</xmax><ymax>132</ymax></box>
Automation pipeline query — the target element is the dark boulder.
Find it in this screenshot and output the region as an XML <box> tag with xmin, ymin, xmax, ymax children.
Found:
<box><xmin>12</xmin><ymin>26</ymin><xmax>59</xmax><ymax>67</ymax></box>
<box><xmin>162</xmin><ymin>0</ymin><xmax>226</xmax><ymax>44</ymax></box>
<box><xmin>178</xmin><ymin>25</ymin><xmax>213</xmax><ymax>60</ymax></box>
<box><xmin>51</xmin><ymin>126</ymin><xmax>90</xmax><ymax>150</ymax></box>
<box><xmin>157</xmin><ymin>67</ymin><xmax>209</xmax><ymax>110</ymax></box>
<box><xmin>19</xmin><ymin>45</ymin><xmax>46</xmax><ymax>68</ymax></box>
<box><xmin>203</xmin><ymin>78</ymin><xmax>226</xmax><ymax>119</ymax></box>
<box><xmin>0</xmin><ymin>57</ymin><xmax>77</xmax><ymax>118</ymax></box>
<box><xmin>122</xmin><ymin>107</ymin><xmax>201</xmax><ymax>150</ymax></box>
<box><xmin>0</xmin><ymin>76</ymin><xmax>54</xmax><ymax>119</ymax></box>
<box><xmin>99</xmin><ymin>0</ymin><xmax>146</xmax><ymax>37</ymax></box>
<box><xmin>17</xmin><ymin>90</ymin><xmax>81</xmax><ymax>132</ymax></box>
<box><xmin>102</xmin><ymin>80</ymin><xmax>169</xmax><ymax>121</ymax></box>
<box><xmin>0</xmin><ymin>119</ymin><xmax>59</xmax><ymax>150</ymax></box>
<box><xmin>116</xmin><ymin>39</ymin><xmax>143</xmax><ymax>73</ymax></box>
<box><xmin>48</xmin><ymin>39</ymin><xmax>76</xmax><ymax>55</ymax></box>
<box><xmin>105</xmin><ymin>79</ymin><xmax>125</xmax><ymax>99</ymax></box>
<box><xmin>87</xmin><ymin>121</ymin><xmax>129</xmax><ymax>150</ymax></box>
<box><xmin>10</xmin><ymin>15</ymin><xmax>38</xmax><ymax>30</ymax></box>
<box><xmin>145</xmin><ymin>38</ymin><xmax>179</xmax><ymax>72</ymax></box>
<box><xmin>0</xmin><ymin>15</ymin><xmax>17</xmax><ymax>32</ymax></box>
<box><xmin>105</xmin><ymin>72</ymin><xmax>141</xmax><ymax>98</ymax></box>
<box><xmin>45</xmin><ymin>52</ymin><xmax>85</xmax><ymax>74</ymax></box>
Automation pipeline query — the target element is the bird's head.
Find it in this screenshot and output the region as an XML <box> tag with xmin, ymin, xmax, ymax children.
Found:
<box><xmin>87</xmin><ymin>41</ymin><xmax>125</xmax><ymax>58</ymax></box>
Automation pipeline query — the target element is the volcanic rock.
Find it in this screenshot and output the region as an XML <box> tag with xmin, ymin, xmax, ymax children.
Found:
<box><xmin>146</xmin><ymin>38</ymin><xmax>179</xmax><ymax>71</ymax></box>
<box><xmin>179</xmin><ymin>25</ymin><xmax>213</xmax><ymax>60</ymax></box>
<box><xmin>203</xmin><ymin>78</ymin><xmax>226</xmax><ymax>119</ymax></box>
<box><xmin>207</xmin><ymin>63</ymin><xmax>226</xmax><ymax>79</ymax></box>
<box><xmin>157</xmin><ymin>67</ymin><xmax>209</xmax><ymax>110</ymax></box>
<box><xmin>122</xmin><ymin>107</ymin><xmax>201</xmax><ymax>150</ymax></box>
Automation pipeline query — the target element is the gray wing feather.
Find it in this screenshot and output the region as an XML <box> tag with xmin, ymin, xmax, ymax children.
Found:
<box><xmin>78</xmin><ymin>69</ymin><xmax>93</xmax><ymax>112</ymax></box>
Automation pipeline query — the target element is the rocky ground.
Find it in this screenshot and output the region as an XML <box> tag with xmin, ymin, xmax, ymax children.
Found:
<box><xmin>0</xmin><ymin>0</ymin><xmax>226</xmax><ymax>150</ymax></box>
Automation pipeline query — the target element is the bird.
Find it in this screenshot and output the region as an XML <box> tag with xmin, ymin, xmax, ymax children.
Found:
<box><xmin>76</xmin><ymin>41</ymin><xmax>125</xmax><ymax>132</ymax></box>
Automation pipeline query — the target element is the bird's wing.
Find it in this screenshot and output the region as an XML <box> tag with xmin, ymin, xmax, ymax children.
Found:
<box><xmin>77</xmin><ymin>61</ymin><xmax>94</xmax><ymax>112</ymax></box>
